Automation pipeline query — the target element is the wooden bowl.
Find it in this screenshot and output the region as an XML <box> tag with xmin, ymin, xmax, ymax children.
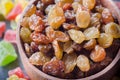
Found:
<box><xmin>17</xmin><ymin>0</ymin><xmax>120</xmax><ymax>80</ymax></box>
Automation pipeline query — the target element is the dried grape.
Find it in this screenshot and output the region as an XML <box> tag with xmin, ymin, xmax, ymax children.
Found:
<box><xmin>30</xmin><ymin>31</ymin><xmax>50</xmax><ymax>44</ymax></box>
<box><xmin>55</xmin><ymin>0</ymin><xmax>73</xmax><ymax>4</ymax></box>
<box><xmin>76</xmin><ymin>8</ymin><xmax>90</xmax><ymax>28</ymax></box>
<box><xmin>63</xmin><ymin>53</ymin><xmax>77</xmax><ymax>73</ymax></box>
<box><xmin>55</xmin><ymin>31</ymin><xmax>69</xmax><ymax>42</ymax></box>
<box><xmin>84</xmin><ymin>27</ymin><xmax>100</xmax><ymax>40</ymax></box>
<box><xmin>82</xmin><ymin>0</ymin><xmax>96</xmax><ymax>10</ymax></box>
<box><xmin>24</xmin><ymin>5</ymin><xmax>36</xmax><ymax>17</ymax></box>
<box><xmin>68</xmin><ymin>29</ymin><xmax>85</xmax><ymax>44</ymax></box>
<box><xmin>48</xmin><ymin>5</ymin><xmax>65</xmax><ymax>29</ymax></box>
<box><xmin>20</xmin><ymin>17</ymin><xmax>29</xmax><ymax>27</ymax></box>
<box><xmin>45</xmin><ymin>26</ymin><xmax>55</xmax><ymax>41</ymax></box>
<box><xmin>41</xmin><ymin>0</ymin><xmax>54</xmax><ymax>6</ymax></box>
<box><xmin>98</xmin><ymin>33</ymin><xmax>113</xmax><ymax>48</ymax></box>
<box><xmin>102</xmin><ymin>8</ymin><xmax>114</xmax><ymax>24</ymax></box>
<box><xmin>42</xmin><ymin>57</ymin><xmax>65</xmax><ymax>77</ymax></box>
<box><xmin>29</xmin><ymin>52</ymin><xmax>51</xmax><ymax>66</ymax></box>
<box><xmin>77</xmin><ymin>55</ymin><xmax>90</xmax><ymax>72</ymax></box>
<box><xmin>90</xmin><ymin>45</ymin><xmax>106</xmax><ymax>62</ymax></box>
<box><xmin>52</xmin><ymin>40</ymin><xmax>63</xmax><ymax>59</ymax></box>
<box><xmin>84</xmin><ymin>39</ymin><xmax>96</xmax><ymax>50</ymax></box>
<box><xmin>90</xmin><ymin>13</ymin><xmax>101</xmax><ymax>27</ymax></box>
<box><xmin>29</xmin><ymin>14</ymin><xmax>44</xmax><ymax>32</ymax></box>
<box><xmin>20</xmin><ymin>27</ymin><xmax>32</xmax><ymax>43</ymax></box>
<box><xmin>104</xmin><ymin>22</ymin><xmax>120</xmax><ymax>38</ymax></box>
<box><xmin>63</xmin><ymin>41</ymin><xmax>74</xmax><ymax>54</ymax></box>
<box><xmin>72</xmin><ymin>2</ymin><xmax>82</xmax><ymax>12</ymax></box>
<box><xmin>45</xmin><ymin>5</ymin><xmax>54</xmax><ymax>15</ymax></box>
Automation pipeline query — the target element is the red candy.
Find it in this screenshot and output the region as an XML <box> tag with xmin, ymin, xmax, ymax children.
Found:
<box><xmin>8</xmin><ymin>67</ymin><xmax>24</xmax><ymax>78</ymax></box>
<box><xmin>8</xmin><ymin>67</ymin><xmax>29</xmax><ymax>80</ymax></box>
<box><xmin>6</xmin><ymin>4</ymin><xmax>22</xmax><ymax>20</ymax></box>
<box><xmin>4</xmin><ymin>30</ymin><xmax>16</xmax><ymax>43</ymax></box>
<box><xmin>0</xmin><ymin>22</ymin><xmax>6</xmax><ymax>38</ymax></box>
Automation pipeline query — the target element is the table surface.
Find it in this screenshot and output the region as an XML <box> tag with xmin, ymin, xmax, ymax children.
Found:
<box><xmin>0</xmin><ymin>0</ymin><xmax>120</xmax><ymax>80</ymax></box>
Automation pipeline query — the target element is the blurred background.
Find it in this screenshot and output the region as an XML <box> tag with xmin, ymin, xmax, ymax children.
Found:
<box><xmin>0</xmin><ymin>0</ymin><xmax>120</xmax><ymax>80</ymax></box>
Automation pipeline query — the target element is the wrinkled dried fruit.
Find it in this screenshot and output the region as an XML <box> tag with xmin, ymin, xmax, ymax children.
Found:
<box><xmin>84</xmin><ymin>27</ymin><xmax>100</xmax><ymax>40</ymax></box>
<box><xmin>76</xmin><ymin>8</ymin><xmax>90</xmax><ymax>28</ymax></box>
<box><xmin>20</xmin><ymin>27</ymin><xmax>32</xmax><ymax>43</ymax></box>
<box><xmin>20</xmin><ymin>17</ymin><xmax>29</xmax><ymax>27</ymax></box>
<box><xmin>55</xmin><ymin>31</ymin><xmax>69</xmax><ymax>42</ymax></box>
<box><xmin>104</xmin><ymin>22</ymin><xmax>120</xmax><ymax>38</ymax></box>
<box><xmin>98</xmin><ymin>33</ymin><xmax>113</xmax><ymax>48</ymax></box>
<box><xmin>63</xmin><ymin>23</ymin><xmax>78</xmax><ymax>30</ymax></box>
<box><xmin>41</xmin><ymin>0</ymin><xmax>54</xmax><ymax>5</ymax></box>
<box><xmin>84</xmin><ymin>39</ymin><xmax>96</xmax><ymax>50</ymax></box>
<box><xmin>42</xmin><ymin>57</ymin><xmax>65</xmax><ymax>76</ymax></box>
<box><xmin>68</xmin><ymin>29</ymin><xmax>85</xmax><ymax>44</ymax></box>
<box><xmin>45</xmin><ymin>5</ymin><xmax>54</xmax><ymax>15</ymax></box>
<box><xmin>102</xmin><ymin>8</ymin><xmax>114</xmax><ymax>24</ymax></box>
<box><xmin>90</xmin><ymin>45</ymin><xmax>106</xmax><ymax>62</ymax></box>
<box><xmin>90</xmin><ymin>13</ymin><xmax>101</xmax><ymax>27</ymax></box>
<box><xmin>63</xmin><ymin>53</ymin><xmax>77</xmax><ymax>73</ymax></box>
<box><xmin>63</xmin><ymin>41</ymin><xmax>74</xmax><ymax>54</ymax></box>
<box><xmin>30</xmin><ymin>32</ymin><xmax>50</xmax><ymax>44</ymax></box>
<box><xmin>45</xmin><ymin>26</ymin><xmax>55</xmax><ymax>41</ymax></box>
<box><xmin>29</xmin><ymin>52</ymin><xmax>51</xmax><ymax>66</ymax></box>
<box><xmin>72</xmin><ymin>2</ymin><xmax>82</xmax><ymax>12</ymax></box>
<box><xmin>38</xmin><ymin>44</ymin><xmax>52</xmax><ymax>54</ymax></box>
<box><xmin>48</xmin><ymin>5</ymin><xmax>65</xmax><ymax>29</ymax></box>
<box><xmin>82</xmin><ymin>0</ymin><xmax>96</xmax><ymax>10</ymax></box>
<box><xmin>24</xmin><ymin>43</ymin><xmax>31</xmax><ymax>56</ymax></box>
<box><xmin>52</xmin><ymin>40</ymin><xmax>63</xmax><ymax>59</ymax></box>
<box><xmin>55</xmin><ymin>0</ymin><xmax>73</xmax><ymax>4</ymax></box>
<box><xmin>63</xmin><ymin>3</ymin><xmax>72</xmax><ymax>11</ymax></box>
<box><xmin>24</xmin><ymin>5</ymin><xmax>36</xmax><ymax>17</ymax></box>
<box><xmin>77</xmin><ymin>55</ymin><xmax>90</xmax><ymax>72</ymax></box>
<box><xmin>29</xmin><ymin>14</ymin><xmax>44</xmax><ymax>32</ymax></box>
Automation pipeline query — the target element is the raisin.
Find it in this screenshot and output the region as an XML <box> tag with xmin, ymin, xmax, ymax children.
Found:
<box><xmin>102</xmin><ymin>8</ymin><xmax>114</xmax><ymax>24</ymax></box>
<box><xmin>29</xmin><ymin>52</ymin><xmax>51</xmax><ymax>66</ymax></box>
<box><xmin>29</xmin><ymin>14</ymin><xmax>45</xmax><ymax>32</ymax></box>
<box><xmin>30</xmin><ymin>42</ymin><xmax>39</xmax><ymax>53</ymax></box>
<box><xmin>63</xmin><ymin>3</ymin><xmax>72</xmax><ymax>11</ymax></box>
<box><xmin>42</xmin><ymin>57</ymin><xmax>65</xmax><ymax>77</ymax></box>
<box><xmin>90</xmin><ymin>45</ymin><xmax>106</xmax><ymax>62</ymax></box>
<box><xmin>77</xmin><ymin>55</ymin><xmax>90</xmax><ymax>72</ymax></box>
<box><xmin>64</xmin><ymin>10</ymin><xmax>75</xmax><ymax>23</ymax></box>
<box><xmin>30</xmin><ymin>31</ymin><xmax>51</xmax><ymax>44</ymax></box>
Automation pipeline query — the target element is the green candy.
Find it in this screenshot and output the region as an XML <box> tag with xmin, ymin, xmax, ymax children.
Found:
<box><xmin>0</xmin><ymin>41</ymin><xmax>17</xmax><ymax>66</ymax></box>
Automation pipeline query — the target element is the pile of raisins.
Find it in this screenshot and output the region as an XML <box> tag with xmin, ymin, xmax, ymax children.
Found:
<box><xmin>20</xmin><ymin>0</ymin><xmax>120</xmax><ymax>79</ymax></box>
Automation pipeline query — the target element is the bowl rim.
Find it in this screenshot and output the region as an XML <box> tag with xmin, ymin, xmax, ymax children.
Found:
<box><xmin>17</xmin><ymin>0</ymin><xmax>120</xmax><ymax>80</ymax></box>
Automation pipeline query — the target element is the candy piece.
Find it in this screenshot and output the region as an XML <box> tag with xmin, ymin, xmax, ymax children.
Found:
<box><xmin>6</xmin><ymin>3</ymin><xmax>22</xmax><ymax>20</ymax></box>
<box><xmin>0</xmin><ymin>22</ymin><xmax>6</xmax><ymax>38</ymax></box>
<box><xmin>8</xmin><ymin>67</ymin><xmax>24</xmax><ymax>78</ymax></box>
<box><xmin>8</xmin><ymin>67</ymin><xmax>29</xmax><ymax>80</ymax></box>
<box><xmin>0</xmin><ymin>0</ymin><xmax>14</xmax><ymax>16</ymax></box>
<box><xmin>0</xmin><ymin>41</ymin><xmax>17</xmax><ymax>66</ymax></box>
<box><xmin>7</xmin><ymin>75</ymin><xmax>19</xmax><ymax>80</ymax></box>
<box><xmin>4</xmin><ymin>30</ymin><xmax>16</xmax><ymax>43</ymax></box>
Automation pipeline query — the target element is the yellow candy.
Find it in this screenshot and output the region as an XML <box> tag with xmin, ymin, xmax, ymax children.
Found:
<box><xmin>0</xmin><ymin>0</ymin><xmax>14</xmax><ymax>16</ymax></box>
